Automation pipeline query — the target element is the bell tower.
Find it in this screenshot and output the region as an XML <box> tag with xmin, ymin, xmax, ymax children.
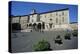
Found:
<box><xmin>30</xmin><ymin>8</ymin><xmax>36</xmax><ymax>14</ymax></box>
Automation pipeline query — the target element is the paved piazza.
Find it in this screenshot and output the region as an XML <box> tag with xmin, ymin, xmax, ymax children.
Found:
<box><xmin>11</xmin><ymin>29</ymin><xmax>78</xmax><ymax>53</ymax></box>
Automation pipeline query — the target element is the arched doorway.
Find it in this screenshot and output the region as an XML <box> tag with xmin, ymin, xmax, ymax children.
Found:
<box><xmin>37</xmin><ymin>23</ymin><xmax>41</xmax><ymax>30</ymax></box>
<box><xmin>33</xmin><ymin>23</ymin><xmax>37</xmax><ymax>29</ymax></box>
<box><xmin>42</xmin><ymin>22</ymin><xmax>45</xmax><ymax>29</ymax></box>
<box><xmin>29</xmin><ymin>23</ymin><xmax>32</xmax><ymax>27</ymax></box>
<box><xmin>29</xmin><ymin>23</ymin><xmax>32</xmax><ymax>29</ymax></box>
<box><xmin>49</xmin><ymin>23</ymin><xmax>53</xmax><ymax>29</ymax></box>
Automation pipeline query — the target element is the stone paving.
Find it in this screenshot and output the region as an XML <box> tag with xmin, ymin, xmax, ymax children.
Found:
<box><xmin>11</xmin><ymin>29</ymin><xmax>78</xmax><ymax>53</ymax></box>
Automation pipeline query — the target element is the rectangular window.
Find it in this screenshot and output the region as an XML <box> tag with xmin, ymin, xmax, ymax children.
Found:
<box><xmin>62</xmin><ymin>17</ymin><xmax>64</xmax><ymax>22</ymax></box>
<box><xmin>45</xmin><ymin>15</ymin><xmax>46</xmax><ymax>18</ymax></box>
<box><xmin>50</xmin><ymin>13</ymin><xmax>52</xmax><ymax>17</ymax></box>
<box><xmin>37</xmin><ymin>15</ymin><xmax>40</xmax><ymax>22</ymax></box>
<box><xmin>56</xmin><ymin>18</ymin><xmax>58</xmax><ymax>23</ymax></box>
<box><xmin>56</xmin><ymin>12</ymin><xmax>58</xmax><ymax>16</ymax></box>
<box><xmin>32</xmin><ymin>19</ymin><xmax>33</xmax><ymax>22</ymax></box>
<box><xmin>62</xmin><ymin>12</ymin><xmax>64</xmax><ymax>15</ymax></box>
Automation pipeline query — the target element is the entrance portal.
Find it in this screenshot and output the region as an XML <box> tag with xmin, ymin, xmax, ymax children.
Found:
<box><xmin>49</xmin><ymin>23</ymin><xmax>53</xmax><ymax>29</ymax></box>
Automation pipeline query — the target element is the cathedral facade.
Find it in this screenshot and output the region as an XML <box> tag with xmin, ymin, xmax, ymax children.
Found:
<box><xmin>11</xmin><ymin>8</ymin><xmax>70</xmax><ymax>31</ymax></box>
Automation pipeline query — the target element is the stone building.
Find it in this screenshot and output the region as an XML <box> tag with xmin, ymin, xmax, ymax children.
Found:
<box><xmin>11</xmin><ymin>8</ymin><xmax>76</xmax><ymax>31</ymax></box>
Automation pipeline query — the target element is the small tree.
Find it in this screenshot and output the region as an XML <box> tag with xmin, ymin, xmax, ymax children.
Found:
<box><xmin>64</xmin><ymin>33</ymin><xmax>71</xmax><ymax>40</ymax></box>
<box><xmin>55</xmin><ymin>35</ymin><xmax>63</xmax><ymax>45</ymax></box>
<box><xmin>33</xmin><ymin>40</ymin><xmax>51</xmax><ymax>51</ymax></box>
<box><xmin>72</xmin><ymin>30</ymin><xmax>78</xmax><ymax>37</ymax></box>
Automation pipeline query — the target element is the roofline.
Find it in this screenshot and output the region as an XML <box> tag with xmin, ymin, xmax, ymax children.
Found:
<box><xmin>39</xmin><ymin>8</ymin><xmax>69</xmax><ymax>14</ymax></box>
<box><xmin>29</xmin><ymin>13</ymin><xmax>38</xmax><ymax>15</ymax></box>
<box><xmin>10</xmin><ymin>8</ymin><xmax>69</xmax><ymax>17</ymax></box>
<box><xmin>10</xmin><ymin>15</ymin><xmax>29</xmax><ymax>18</ymax></box>
<box><xmin>70</xmin><ymin>22</ymin><xmax>78</xmax><ymax>24</ymax></box>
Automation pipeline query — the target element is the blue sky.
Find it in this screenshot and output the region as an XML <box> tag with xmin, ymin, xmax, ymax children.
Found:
<box><xmin>10</xmin><ymin>1</ymin><xmax>78</xmax><ymax>23</ymax></box>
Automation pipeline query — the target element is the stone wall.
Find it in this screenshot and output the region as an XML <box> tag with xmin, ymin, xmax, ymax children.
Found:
<box><xmin>20</xmin><ymin>16</ymin><xmax>28</xmax><ymax>29</ymax></box>
<box><xmin>11</xmin><ymin>16</ymin><xmax>20</xmax><ymax>23</ymax></box>
<box><xmin>11</xmin><ymin>9</ymin><xmax>70</xmax><ymax>30</ymax></box>
<box><xmin>69</xmin><ymin>23</ymin><xmax>78</xmax><ymax>30</ymax></box>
